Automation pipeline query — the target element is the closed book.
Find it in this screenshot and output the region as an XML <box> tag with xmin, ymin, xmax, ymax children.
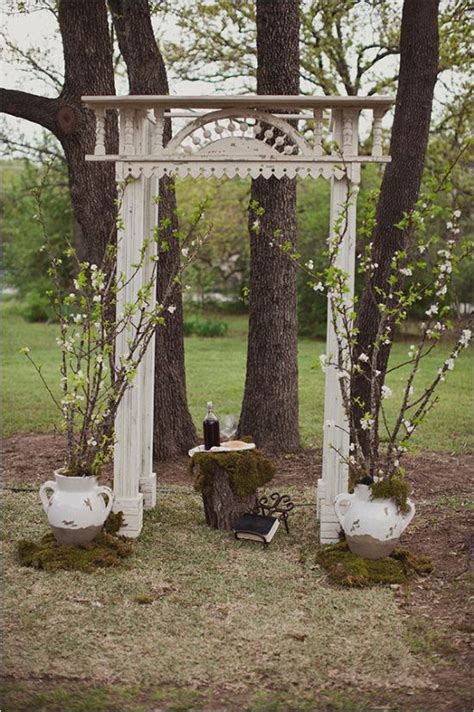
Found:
<box><xmin>232</xmin><ymin>513</ymin><xmax>280</xmax><ymax>544</ymax></box>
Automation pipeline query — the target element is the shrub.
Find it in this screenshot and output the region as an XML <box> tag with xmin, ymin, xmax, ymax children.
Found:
<box><xmin>21</xmin><ymin>287</ymin><xmax>56</xmax><ymax>323</ymax></box>
<box><xmin>183</xmin><ymin>315</ymin><xmax>228</xmax><ymax>337</ymax></box>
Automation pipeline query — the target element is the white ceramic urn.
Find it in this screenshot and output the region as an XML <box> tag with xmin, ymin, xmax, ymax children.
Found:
<box><xmin>39</xmin><ymin>471</ymin><xmax>114</xmax><ymax>545</ymax></box>
<box><xmin>334</xmin><ymin>484</ymin><xmax>415</xmax><ymax>560</ymax></box>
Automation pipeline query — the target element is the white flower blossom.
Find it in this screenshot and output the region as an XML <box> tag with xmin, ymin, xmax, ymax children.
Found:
<box><xmin>403</xmin><ymin>419</ymin><xmax>415</xmax><ymax>434</ymax></box>
<box><xmin>460</xmin><ymin>329</ymin><xmax>472</xmax><ymax>348</ymax></box>
<box><xmin>313</xmin><ymin>282</ymin><xmax>324</xmax><ymax>292</ymax></box>
<box><xmin>181</xmin><ymin>248</ymin><xmax>189</xmax><ymax>258</ymax></box>
<box><xmin>400</xmin><ymin>267</ymin><xmax>412</xmax><ymax>277</ymax></box>
<box><xmin>418</xmin><ymin>245</ymin><xmax>426</xmax><ymax>254</ymax></box>
<box><xmin>167</xmin><ymin>305</ymin><xmax>177</xmax><ymax>314</ymax></box>
<box><xmin>445</xmin><ymin>358</ymin><xmax>455</xmax><ymax>371</ymax></box>
<box><xmin>446</xmin><ymin>221</ymin><xmax>453</xmax><ymax>230</ymax></box>
<box><xmin>360</xmin><ymin>417</ymin><xmax>374</xmax><ymax>431</ymax></box>
<box><xmin>319</xmin><ymin>354</ymin><xmax>329</xmax><ymax>372</ymax></box>
<box><xmin>358</xmin><ymin>352</ymin><xmax>369</xmax><ymax>363</ymax></box>
<box><xmin>425</xmin><ymin>304</ymin><xmax>438</xmax><ymax>317</ymax></box>
<box><xmin>453</xmin><ymin>209</ymin><xmax>461</xmax><ymax>219</ymax></box>
<box><xmin>381</xmin><ymin>385</ymin><xmax>393</xmax><ymax>399</ymax></box>
<box><xmin>305</xmin><ymin>259</ymin><xmax>314</xmax><ymax>271</ymax></box>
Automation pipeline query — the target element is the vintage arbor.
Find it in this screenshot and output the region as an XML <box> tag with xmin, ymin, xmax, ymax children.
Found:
<box><xmin>83</xmin><ymin>94</ymin><xmax>394</xmax><ymax>543</ymax></box>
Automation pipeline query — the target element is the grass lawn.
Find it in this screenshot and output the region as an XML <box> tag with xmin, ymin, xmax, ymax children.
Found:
<box><xmin>1</xmin><ymin>484</ymin><xmax>441</xmax><ymax>712</ymax></box>
<box><xmin>1</xmin><ymin>299</ymin><xmax>472</xmax><ymax>452</ymax></box>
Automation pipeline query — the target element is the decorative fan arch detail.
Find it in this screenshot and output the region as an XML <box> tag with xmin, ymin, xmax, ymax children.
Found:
<box><xmin>165</xmin><ymin>108</ymin><xmax>312</xmax><ymax>158</ymax></box>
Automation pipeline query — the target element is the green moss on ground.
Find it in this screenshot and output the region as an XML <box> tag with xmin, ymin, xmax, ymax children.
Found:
<box><xmin>190</xmin><ymin>448</ymin><xmax>275</xmax><ymax>497</ymax></box>
<box><xmin>17</xmin><ymin>531</ymin><xmax>133</xmax><ymax>573</ymax></box>
<box><xmin>104</xmin><ymin>510</ymin><xmax>126</xmax><ymax>535</ymax></box>
<box><xmin>316</xmin><ymin>541</ymin><xmax>433</xmax><ymax>588</ymax></box>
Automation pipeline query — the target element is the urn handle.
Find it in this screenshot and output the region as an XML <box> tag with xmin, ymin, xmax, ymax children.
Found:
<box><xmin>334</xmin><ymin>493</ymin><xmax>353</xmax><ymax>526</ymax></box>
<box><xmin>39</xmin><ymin>480</ymin><xmax>57</xmax><ymax>514</ymax></box>
<box><xmin>399</xmin><ymin>499</ymin><xmax>416</xmax><ymax>533</ymax></box>
<box><xmin>96</xmin><ymin>485</ymin><xmax>114</xmax><ymax>519</ymax></box>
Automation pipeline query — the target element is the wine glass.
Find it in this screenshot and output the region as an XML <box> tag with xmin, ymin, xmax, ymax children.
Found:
<box><xmin>220</xmin><ymin>415</ymin><xmax>238</xmax><ymax>441</ymax></box>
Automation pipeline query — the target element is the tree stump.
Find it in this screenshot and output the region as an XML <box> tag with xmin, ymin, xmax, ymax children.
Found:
<box><xmin>190</xmin><ymin>449</ymin><xmax>275</xmax><ymax>531</ymax></box>
<box><xmin>201</xmin><ymin>468</ymin><xmax>258</xmax><ymax>530</ymax></box>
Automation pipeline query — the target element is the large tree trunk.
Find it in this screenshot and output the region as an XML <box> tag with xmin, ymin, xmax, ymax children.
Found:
<box><xmin>58</xmin><ymin>0</ymin><xmax>118</xmax><ymax>266</ymax></box>
<box><xmin>353</xmin><ymin>0</ymin><xmax>440</xmax><ymax>453</ymax></box>
<box><xmin>1</xmin><ymin>0</ymin><xmax>118</xmax><ymax>266</ymax></box>
<box><xmin>109</xmin><ymin>0</ymin><xmax>196</xmax><ymax>460</ymax></box>
<box><xmin>238</xmin><ymin>0</ymin><xmax>300</xmax><ymax>452</ymax></box>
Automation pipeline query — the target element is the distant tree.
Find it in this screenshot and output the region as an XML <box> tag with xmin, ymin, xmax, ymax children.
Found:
<box><xmin>159</xmin><ymin>0</ymin><xmax>400</xmax><ymax>95</ymax></box>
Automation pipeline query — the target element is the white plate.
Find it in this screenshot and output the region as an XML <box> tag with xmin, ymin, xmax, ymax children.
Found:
<box><xmin>188</xmin><ymin>442</ymin><xmax>256</xmax><ymax>457</ymax></box>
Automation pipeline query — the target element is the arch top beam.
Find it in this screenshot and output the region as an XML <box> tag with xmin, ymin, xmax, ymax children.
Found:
<box><xmin>82</xmin><ymin>94</ymin><xmax>394</xmax><ymax>111</ymax></box>
<box><xmin>83</xmin><ymin>94</ymin><xmax>395</xmax><ymax>180</ymax></box>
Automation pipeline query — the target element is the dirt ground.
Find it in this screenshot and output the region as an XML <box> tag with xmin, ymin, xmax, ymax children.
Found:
<box><xmin>2</xmin><ymin>432</ymin><xmax>473</xmax><ymax>711</ymax></box>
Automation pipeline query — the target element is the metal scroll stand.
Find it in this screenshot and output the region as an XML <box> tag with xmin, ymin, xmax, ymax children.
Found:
<box><xmin>233</xmin><ymin>492</ymin><xmax>296</xmax><ymax>546</ymax></box>
<box><xmin>252</xmin><ymin>492</ymin><xmax>295</xmax><ymax>534</ymax></box>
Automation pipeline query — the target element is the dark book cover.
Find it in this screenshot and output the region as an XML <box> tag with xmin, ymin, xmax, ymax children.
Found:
<box><xmin>232</xmin><ymin>514</ymin><xmax>280</xmax><ymax>543</ymax></box>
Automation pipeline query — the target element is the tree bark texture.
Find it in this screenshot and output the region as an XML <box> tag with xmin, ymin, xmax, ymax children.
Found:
<box><xmin>58</xmin><ymin>0</ymin><xmax>118</xmax><ymax>266</ymax></box>
<box><xmin>109</xmin><ymin>0</ymin><xmax>196</xmax><ymax>460</ymax></box>
<box><xmin>1</xmin><ymin>0</ymin><xmax>118</xmax><ymax>267</ymax></box>
<box><xmin>238</xmin><ymin>0</ymin><xmax>300</xmax><ymax>452</ymax></box>
<box><xmin>197</xmin><ymin>466</ymin><xmax>258</xmax><ymax>530</ymax></box>
<box><xmin>353</xmin><ymin>0</ymin><xmax>440</xmax><ymax>453</ymax></box>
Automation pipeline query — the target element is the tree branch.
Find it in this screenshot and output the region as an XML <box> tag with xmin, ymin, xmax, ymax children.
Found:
<box><xmin>0</xmin><ymin>88</ymin><xmax>59</xmax><ymax>135</ymax></box>
<box><xmin>1</xmin><ymin>32</ymin><xmax>63</xmax><ymax>92</ymax></box>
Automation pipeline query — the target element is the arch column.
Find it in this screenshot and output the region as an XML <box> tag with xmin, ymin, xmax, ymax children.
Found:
<box><xmin>113</xmin><ymin>111</ymin><xmax>158</xmax><ymax>537</ymax></box>
<box><xmin>317</xmin><ymin>108</ymin><xmax>360</xmax><ymax>543</ymax></box>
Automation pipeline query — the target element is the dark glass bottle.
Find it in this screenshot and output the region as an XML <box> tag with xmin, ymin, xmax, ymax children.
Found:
<box><xmin>203</xmin><ymin>401</ymin><xmax>220</xmax><ymax>450</ymax></box>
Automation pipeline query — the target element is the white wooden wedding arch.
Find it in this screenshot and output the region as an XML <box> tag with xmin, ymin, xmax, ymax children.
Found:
<box><xmin>83</xmin><ymin>94</ymin><xmax>394</xmax><ymax>543</ymax></box>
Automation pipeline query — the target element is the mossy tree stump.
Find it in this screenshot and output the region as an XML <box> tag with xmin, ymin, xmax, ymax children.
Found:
<box><xmin>190</xmin><ymin>449</ymin><xmax>275</xmax><ymax>530</ymax></box>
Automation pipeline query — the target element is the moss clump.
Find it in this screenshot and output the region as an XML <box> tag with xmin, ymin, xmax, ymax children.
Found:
<box><xmin>370</xmin><ymin>474</ymin><xmax>411</xmax><ymax>514</ymax></box>
<box><xmin>190</xmin><ymin>448</ymin><xmax>275</xmax><ymax>497</ymax></box>
<box><xmin>104</xmin><ymin>510</ymin><xmax>126</xmax><ymax>535</ymax></box>
<box><xmin>17</xmin><ymin>531</ymin><xmax>133</xmax><ymax>573</ymax></box>
<box><xmin>315</xmin><ymin>541</ymin><xmax>433</xmax><ymax>587</ymax></box>
<box><xmin>390</xmin><ymin>547</ymin><xmax>433</xmax><ymax>575</ymax></box>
